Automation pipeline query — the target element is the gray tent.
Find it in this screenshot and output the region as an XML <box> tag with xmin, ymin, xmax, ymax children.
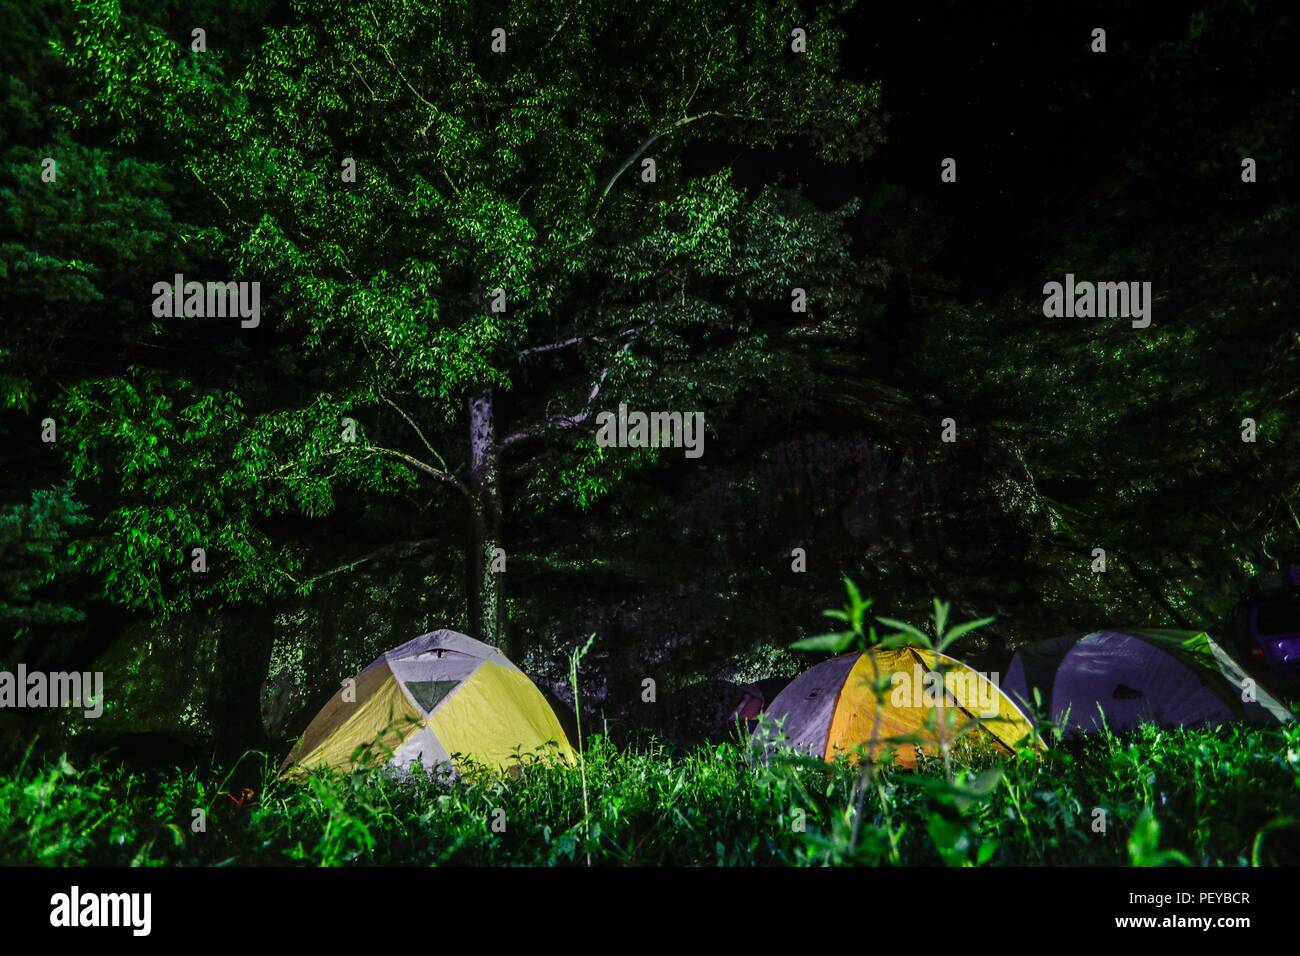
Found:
<box><xmin>1001</xmin><ymin>629</ymin><xmax>1292</xmax><ymax>735</ymax></box>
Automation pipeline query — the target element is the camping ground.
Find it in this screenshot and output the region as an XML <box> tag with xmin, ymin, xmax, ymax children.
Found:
<box><xmin>3</xmin><ymin>0</ymin><xmax>1300</xmax><ymax>882</ymax></box>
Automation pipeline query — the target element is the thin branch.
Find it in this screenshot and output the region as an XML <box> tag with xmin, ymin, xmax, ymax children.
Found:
<box><xmin>365</xmin><ymin>3</ymin><xmax>449</xmax><ymax>149</ymax></box>
<box><xmin>552</xmin><ymin>361</ymin><xmax>616</xmax><ymax>430</ymax></box>
<box><xmin>682</xmin><ymin>28</ymin><xmax>726</xmax><ymax>116</ymax></box>
<box><xmin>368</xmin><ymin>444</ymin><xmax>473</xmax><ymax>503</ymax></box>
<box><xmin>560</xmin><ymin>110</ymin><xmax>777</xmax><ymax>251</ymax></box>
<box><xmin>543</xmin><ymin>9</ymin><xmax>574</xmax><ymax>50</ymax></box>
<box><xmin>296</xmin><ymin>539</ymin><xmax>437</xmax><ymax>587</ymax></box>
<box><xmin>188</xmin><ymin>163</ymin><xmax>253</xmax><ymax>229</ymax></box>
<box><xmin>600</xmin><ymin>129</ymin><xmax>663</xmax><ymax>200</ymax></box>
<box><xmin>517</xmin><ymin>336</ymin><xmax>589</xmax><ymax>359</ymax></box>
<box><xmin>367</xmin><ymin>6</ymin><xmax>437</xmax><ymax>113</ymax></box>
<box><xmin>501</xmin><ymin>334</ymin><xmax>638</xmax><ymax>449</ymax></box>
<box><xmin>516</xmin><ymin>329</ymin><xmax>634</xmax><ymax>360</ymax></box>
<box><xmin>379</xmin><ymin>394</ymin><xmax>449</xmax><ymax>472</ymax></box>
<box><xmin>347</xmin><ymin>59</ymin><xmax>382</xmax><ymax>104</ymax></box>
<box><xmin>598</xmin><ymin>111</ymin><xmax>777</xmax><ymax>202</ymax></box>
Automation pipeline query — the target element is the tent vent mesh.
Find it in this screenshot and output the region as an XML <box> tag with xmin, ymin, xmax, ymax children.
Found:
<box><xmin>405</xmin><ymin>680</ymin><xmax>460</xmax><ymax>712</ymax></box>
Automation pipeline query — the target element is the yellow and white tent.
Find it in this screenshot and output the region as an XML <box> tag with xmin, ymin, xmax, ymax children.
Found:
<box><xmin>281</xmin><ymin>630</ymin><xmax>575</xmax><ymax>779</ymax></box>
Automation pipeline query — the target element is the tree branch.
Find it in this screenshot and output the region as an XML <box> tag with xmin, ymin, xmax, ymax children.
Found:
<box><xmin>600</xmin><ymin>130</ymin><xmax>663</xmax><ymax>200</ymax></box>
<box><xmin>517</xmin><ymin>336</ymin><xmax>589</xmax><ymax>359</ymax></box>
<box><xmin>516</xmin><ymin>329</ymin><xmax>634</xmax><ymax>360</ymax></box>
<box><xmin>368</xmin><ymin>445</ymin><xmax>473</xmax><ymax>503</ymax></box>
<box><xmin>598</xmin><ymin>111</ymin><xmax>777</xmax><ymax>202</ymax></box>
<box><xmin>379</xmin><ymin>393</ymin><xmax>450</xmax><ymax>472</ymax></box>
<box><xmin>500</xmin><ymin>333</ymin><xmax>637</xmax><ymax>449</ymax></box>
<box><xmin>289</xmin><ymin>539</ymin><xmax>438</xmax><ymax>589</ymax></box>
<box><xmin>558</xmin><ymin>110</ymin><xmax>777</xmax><ymax>251</ymax></box>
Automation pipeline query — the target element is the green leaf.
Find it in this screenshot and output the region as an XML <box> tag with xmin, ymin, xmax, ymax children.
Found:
<box><xmin>791</xmin><ymin>631</ymin><xmax>856</xmax><ymax>654</ymax></box>
<box><xmin>939</xmin><ymin>616</ymin><xmax>996</xmax><ymax>651</ymax></box>
<box><xmin>875</xmin><ymin>616</ymin><xmax>930</xmax><ymax>647</ymax></box>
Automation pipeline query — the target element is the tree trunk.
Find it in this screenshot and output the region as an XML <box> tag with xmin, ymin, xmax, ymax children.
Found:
<box><xmin>211</xmin><ymin>602</ymin><xmax>273</xmax><ymax>759</ymax></box>
<box><xmin>468</xmin><ymin>387</ymin><xmax>508</xmax><ymax>650</ymax></box>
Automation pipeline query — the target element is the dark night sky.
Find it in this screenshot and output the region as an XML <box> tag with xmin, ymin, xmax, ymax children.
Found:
<box><xmin>834</xmin><ymin>3</ymin><xmax>1204</xmax><ymax>291</ymax></box>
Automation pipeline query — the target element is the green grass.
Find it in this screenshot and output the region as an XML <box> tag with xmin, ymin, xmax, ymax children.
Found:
<box><xmin>3</xmin><ymin>721</ymin><xmax>1299</xmax><ymax>866</ymax></box>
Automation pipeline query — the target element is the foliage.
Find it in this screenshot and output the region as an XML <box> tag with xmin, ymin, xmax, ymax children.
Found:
<box><xmin>40</xmin><ymin>0</ymin><xmax>884</xmax><ymax>632</ymax></box>
<box><xmin>919</xmin><ymin>0</ymin><xmax>1300</xmax><ymax>629</ymax></box>
<box><xmin>3</xmin><ymin>719</ymin><xmax>1298</xmax><ymax>865</ymax></box>
<box><xmin>0</xmin><ymin>484</ymin><xmax>88</xmax><ymax>636</ymax></box>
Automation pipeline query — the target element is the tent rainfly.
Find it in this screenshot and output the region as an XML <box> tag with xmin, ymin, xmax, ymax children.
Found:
<box><xmin>281</xmin><ymin>630</ymin><xmax>575</xmax><ymax>779</ymax></box>
<box><xmin>1001</xmin><ymin>629</ymin><xmax>1293</xmax><ymax>735</ymax></box>
<box><xmin>755</xmin><ymin>647</ymin><xmax>1039</xmax><ymax>769</ymax></box>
